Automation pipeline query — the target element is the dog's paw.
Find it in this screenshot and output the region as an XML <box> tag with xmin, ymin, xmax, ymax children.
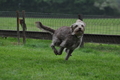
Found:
<box><xmin>54</xmin><ymin>50</ymin><xmax>59</xmax><ymax>55</ymax></box>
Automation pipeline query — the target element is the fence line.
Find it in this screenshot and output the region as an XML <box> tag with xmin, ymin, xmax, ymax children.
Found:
<box><xmin>0</xmin><ymin>30</ymin><xmax>120</xmax><ymax>44</ymax></box>
<box><xmin>0</xmin><ymin>11</ymin><xmax>120</xmax><ymax>44</ymax></box>
<box><xmin>0</xmin><ymin>11</ymin><xmax>120</xmax><ymax>35</ymax></box>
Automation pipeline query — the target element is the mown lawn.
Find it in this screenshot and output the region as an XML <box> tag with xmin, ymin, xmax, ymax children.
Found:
<box><xmin>0</xmin><ymin>37</ymin><xmax>120</xmax><ymax>80</ymax></box>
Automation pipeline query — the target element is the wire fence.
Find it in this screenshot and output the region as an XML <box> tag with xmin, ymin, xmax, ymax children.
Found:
<box><xmin>0</xmin><ymin>11</ymin><xmax>120</xmax><ymax>35</ymax></box>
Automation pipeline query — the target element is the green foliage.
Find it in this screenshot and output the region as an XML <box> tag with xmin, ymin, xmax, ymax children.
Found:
<box><xmin>94</xmin><ymin>0</ymin><xmax>119</xmax><ymax>11</ymax></box>
<box><xmin>0</xmin><ymin>37</ymin><xmax>120</xmax><ymax>80</ymax></box>
<box><xmin>0</xmin><ymin>0</ymin><xmax>119</xmax><ymax>15</ymax></box>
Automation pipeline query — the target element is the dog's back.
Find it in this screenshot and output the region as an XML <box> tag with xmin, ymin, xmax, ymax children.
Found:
<box><xmin>54</xmin><ymin>26</ymin><xmax>72</xmax><ymax>40</ymax></box>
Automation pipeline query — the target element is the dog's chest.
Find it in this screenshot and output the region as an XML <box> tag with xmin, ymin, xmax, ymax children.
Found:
<box><xmin>71</xmin><ymin>41</ymin><xmax>80</xmax><ymax>48</ymax></box>
<box><xmin>60</xmin><ymin>35</ymin><xmax>80</xmax><ymax>49</ymax></box>
<box><xmin>67</xmin><ymin>38</ymin><xmax>80</xmax><ymax>49</ymax></box>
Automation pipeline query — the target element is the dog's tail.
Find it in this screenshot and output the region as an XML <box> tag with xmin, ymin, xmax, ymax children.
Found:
<box><xmin>35</xmin><ymin>21</ymin><xmax>55</xmax><ymax>34</ymax></box>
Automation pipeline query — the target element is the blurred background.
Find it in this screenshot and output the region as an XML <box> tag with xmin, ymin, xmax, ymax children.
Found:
<box><xmin>0</xmin><ymin>0</ymin><xmax>120</xmax><ymax>44</ymax></box>
<box><xmin>0</xmin><ymin>0</ymin><xmax>120</xmax><ymax>15</ymax></box>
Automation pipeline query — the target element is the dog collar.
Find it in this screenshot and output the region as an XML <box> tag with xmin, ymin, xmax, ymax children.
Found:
<box><xmin>76</xmin><ymin>34</ymin><xmax>84</xmax><ymax>39</ymax></box>
<box><xmin>73</xmin><ymin>35</ymin><xmax>82</xmax><ymax>39</ymax></box>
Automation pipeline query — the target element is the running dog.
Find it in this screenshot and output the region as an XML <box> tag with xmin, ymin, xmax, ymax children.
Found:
<box><xmin>35</xmin><ymin>17</ymin><xmax>86</xmax><ymax>60</ymax></box>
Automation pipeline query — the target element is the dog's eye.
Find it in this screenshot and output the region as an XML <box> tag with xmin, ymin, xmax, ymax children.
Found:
<box><xmin>74</xmin><ymin>25</ymin><xmax>78</xmax><ymax>28</ymax></box>
<box><xmin>81</xmin><ymin>25</ymin><xmax>84</xmax><ymax>27</ymax></box>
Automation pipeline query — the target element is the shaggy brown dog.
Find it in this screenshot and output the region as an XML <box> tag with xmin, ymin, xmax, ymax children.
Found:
<box><xmin>35</xmin><ymin>19</ymin><xmax>85</xmax><ymax>60</ymax></box>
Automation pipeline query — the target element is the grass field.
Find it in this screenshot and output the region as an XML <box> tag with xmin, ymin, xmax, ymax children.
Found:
<box><xmin>0</xmin><ymin>37</ymin><xmax>120</xmax><ymax>80</ymax></box>
<box><xmin>0</xmin><ymin>17</ymin><xmax>120</xmax><ymax>35</ymax></box>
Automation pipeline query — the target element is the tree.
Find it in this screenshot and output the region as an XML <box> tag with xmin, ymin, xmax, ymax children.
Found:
<box><xmin>94</xmin><ymin>0</ymin><xmax>119</xmax><ymax>10</ymax></box>
<box><xmin>0</xmin><ymin>0</ymin><xmax>119</xmax><ymax>15</ymax></box>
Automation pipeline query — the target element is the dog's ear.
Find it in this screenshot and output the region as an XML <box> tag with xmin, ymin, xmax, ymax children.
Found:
<box><xmin>78</xmin><ymin>14</ymin><xmax>83</xmax><ymax>21</ymax></box>
<box><xmin>70</xmin><ymin>24</ymin><xmax>74</xmax><ymax>32</ymax></box>
<box><xmin>70</xmin><ymin>24</ymin><xmax>78</xmax><ymax>32</ymax></box>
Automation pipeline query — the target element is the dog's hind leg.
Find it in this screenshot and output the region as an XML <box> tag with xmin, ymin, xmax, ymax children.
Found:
<box><xmin>65</xmin><ymin>49</ymin><xmax>73</xmax><ymax>60</ymax></box>
<box><xmin>57</xmin><ymin>47</ymin><xmax>64</xmax><ymax>55</ymax></box>
<box><xmin>51</xmin><ymin>37</ymin><xmax>62</xmax><ymax>55</ymax></box>
<box><xmin>51</xmin><ymin>43</ymin><xmax>59</xmax><ymax>55</ymax></box>
<box><xmin>51</xmin><ymin>44</ymin><xmax>64</xmax><ymax>55</ymax></box>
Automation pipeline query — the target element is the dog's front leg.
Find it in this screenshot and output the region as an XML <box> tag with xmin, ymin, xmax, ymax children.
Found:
<box><xmin>65</xmin><ymin>49</ymin><xmax>73</xmax><ymax>60</ymax></box>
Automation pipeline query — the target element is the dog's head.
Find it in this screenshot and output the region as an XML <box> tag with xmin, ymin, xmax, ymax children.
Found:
<box><xmin>71</xmin><ymin>19</ymin><xmax>86</xmax><ymax>36</ymax></box>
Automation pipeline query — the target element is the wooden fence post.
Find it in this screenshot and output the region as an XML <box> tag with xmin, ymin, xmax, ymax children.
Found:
<box><xmin>16</xmin><ymin>10</ymin><xmax>20</xmax><ymax>44</ymax></box>
<box><xmin>22</xmin><ymin>10</ymin><xmax>26</xmax><ymax>44</ymax></box>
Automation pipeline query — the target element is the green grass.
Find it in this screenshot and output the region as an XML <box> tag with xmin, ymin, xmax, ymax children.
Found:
<box><xmin>0</xmin><ymin>37</ymin><xmax>120</xmax><ymax>80</ymax></box>
<box><xmin>0</xmin><ymin>17</ymin><xmax>120</xmax><ymax>35</ymax></box>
